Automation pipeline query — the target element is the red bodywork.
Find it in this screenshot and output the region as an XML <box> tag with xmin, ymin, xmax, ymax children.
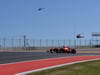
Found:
<box><xmin>48</xmin><ymin>46</ymin><xmax>76</xmax><ymax>54</ymax></box>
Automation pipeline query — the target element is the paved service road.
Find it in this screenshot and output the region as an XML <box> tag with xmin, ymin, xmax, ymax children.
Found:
<box><xmin>0</xmin><ymin>51</ymin><xmax>100</xmax><ymax>64</ymax></box>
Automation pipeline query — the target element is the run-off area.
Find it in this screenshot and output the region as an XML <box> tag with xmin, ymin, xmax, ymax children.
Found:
<box><xmin>27</xmin><ymin>60</ymin><xmax>100</xmax><ymax>75</ymax></box>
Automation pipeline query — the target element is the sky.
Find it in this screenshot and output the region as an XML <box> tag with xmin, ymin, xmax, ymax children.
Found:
<box><xmin>0</xmin><ymin>0</ymin><xmax>100</xmax><ymax>39</ymax></box>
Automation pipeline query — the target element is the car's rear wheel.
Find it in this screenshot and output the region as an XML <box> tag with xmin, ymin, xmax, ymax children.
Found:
<box><xmin>71</xmin><ymin>49</ymin><xmax>76</xmax><ymax>54</ymax></box>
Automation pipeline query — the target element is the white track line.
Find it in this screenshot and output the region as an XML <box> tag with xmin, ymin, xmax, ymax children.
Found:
<box><xmin>16</xmin><ymin>58</ymin><xmax>100</xmax><ymax>75</ymax></box>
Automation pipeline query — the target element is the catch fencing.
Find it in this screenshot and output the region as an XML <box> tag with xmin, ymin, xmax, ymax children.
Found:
<box><xmin>0</xmin><ymin>37</ymin><xmax>100</xmax><ymax>50</ymax></box>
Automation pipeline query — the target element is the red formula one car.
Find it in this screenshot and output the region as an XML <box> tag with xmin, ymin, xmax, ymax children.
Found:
<box><xmin>48</xmin><ymin>46</ymin><xmax>76</xmax><ymax>54</ymax></box>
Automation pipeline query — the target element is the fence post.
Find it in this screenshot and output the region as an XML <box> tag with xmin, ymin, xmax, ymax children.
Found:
<box><xmin>69</xmin><ymin>40</ymin><xmax>71</xmax><ymax>46</ymax></box>
<box><xmin>63</xmin><ymin>40</ymin><xmax>66</xmax><ymax>46</ymax></box>
<box><xmin>74</xmin><ymin>40</ymin><xmax>76</xmax><ymax>48</ymax></box>
<box><xmin>46</xmin><ymin>39</ymin><xmax>48</xmax><ymax>47</ymax></box>
<box><xmin>84</xmin><ymin>40</ymin><xmax>87</xmax><ymax>48</ymax></box>
<box><xmin>11</xmin><ymin>39</ymin><xmax>14</xmax><ymax>48</ymax></box>
<box><xmin>51</xmin><ymin>40</ymin><xmax>54</xmax><ymax>47</ymax></box>
<box><xmin>33</xmin><ymin>40</ymin><xmax>35</xmax><ymax>47</ymax></box>
<box><xmin>3</xmin><ymin>38</ymin><xmax>6</xmax><ymax>49</ymax></box>
<box><xmin>23</xmin><ymin>35</ymin><xmax>27</xmax><ymax>48</ymax></box>
<box><xmin>40</xmin><ymin>39</ymin><xmax>42</xmax><ymax>48</ymax></box>
<box><xmin>58</xmin><ymin>40</ymin><xmax>60</xmax><ymax>47</ymax></box>
<box><xmin>19</xmin><ymin>39</ymin><xmax>21</xmax><ymax>47</ymax></box>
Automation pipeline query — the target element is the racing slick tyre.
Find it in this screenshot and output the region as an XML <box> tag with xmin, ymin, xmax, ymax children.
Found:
<box><xmin>71</xmin><ymin>49</ymin><xmax>76</xmax><ymax>54</ymax></box>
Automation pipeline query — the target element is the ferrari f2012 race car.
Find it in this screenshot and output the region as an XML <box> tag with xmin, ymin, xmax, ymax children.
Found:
<box><xmin>48</xmin><ymin>46</ymin><xmax>76</xmax><ymax>54</ymax></box>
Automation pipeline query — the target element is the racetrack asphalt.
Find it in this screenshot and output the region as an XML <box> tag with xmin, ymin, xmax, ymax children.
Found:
<box><xmin>0</xmin><ymin>48</ymin><xmax>100</xmax><ymax>64</ymax></box>
<box><xmin>1</xmin><ymin>56</ymin><xmax>100</xmax><ymax>75</ymax></box>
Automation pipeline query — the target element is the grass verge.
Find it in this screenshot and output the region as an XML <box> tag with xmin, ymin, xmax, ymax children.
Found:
<box><xmin>27</xmin><ymin>60</ymin><xmax>100</xmax><ymax>75</ymax></box>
